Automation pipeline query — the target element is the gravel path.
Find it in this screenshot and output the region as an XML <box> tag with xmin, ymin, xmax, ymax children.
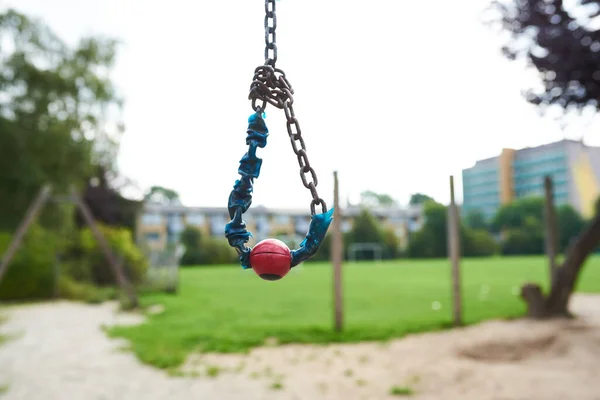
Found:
<box><xmin>1</xmin><ymin>295</ymin><xmax>600</xmax><ymax>400</ymax></box>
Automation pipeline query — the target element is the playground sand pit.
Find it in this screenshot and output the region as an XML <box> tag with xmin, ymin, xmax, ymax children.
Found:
<box><xmin>0</xmin><ymin>295</ymin><xmax>599</xmax><ymax>400</ymax></box>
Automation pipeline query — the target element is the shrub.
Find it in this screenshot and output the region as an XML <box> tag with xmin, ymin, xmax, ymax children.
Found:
<box><xmin>501</xmin><ymin>229</ymin><xmax>544</xmax><ymax>255</ymax></box>
<box><xmin>180</xmin><ymin>248</ymin><xmax>204</xmax><ymax>266</ymax></box>
<box><xmin>57</xmin><ymin>275</ymin><xmax>117</xmax><ymax>303</ymax></box>
<box><xmin>462</xmin><ymin>228</ymin><xmax>497</xmax><ymax>257</ymax></box>
<box><xmin>0</xmin><ymin>225</ymin><xmax>58</xmax><ymax>301</ymax></box>
<box><xmin>74</xmin><ymin>224</ymin><xmax>149</xmax><ymax>286</ymax></box>
<box><xmin>197</xmin><ymin>237</ymin><xmax>238</xmax><ymax>265</ymax></box>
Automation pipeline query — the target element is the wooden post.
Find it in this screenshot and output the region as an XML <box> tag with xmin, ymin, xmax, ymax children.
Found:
<box><xmin>0</xmin><ymin>185</ymin><xmax>52</xmax><ymax>285</ymax></box>
<box><xmin>332</xmin><ymin>171</ymin><xmax>344</xmax><ymax>332</ymax></box>
<box><xmin>544</xmin><ymin>176</ymin><xmax>558</xmax><ymax>285</ymax></box>
<box><xmin>72</xmin><ymin>189</ymin><xmax>138</xmax><ymax>308</ymax></box>
<box><xmin>448</xmin><ymin>176</ymin><xmax>463</xmax><ymax>326</ymax></box>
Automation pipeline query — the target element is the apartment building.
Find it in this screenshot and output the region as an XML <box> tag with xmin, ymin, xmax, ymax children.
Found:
<box><xmin>462</xmin><ymin>139</ymin><xmax>600</xmax><ymax>220</ymax></box>
<box><xmin>136</xmin><ymin>202</ymin><xmax>424</xmax><ymax>252</ymax></box>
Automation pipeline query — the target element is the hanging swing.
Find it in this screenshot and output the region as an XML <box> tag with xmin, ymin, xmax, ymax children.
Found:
<box><xmin>225</xmin><ymin>0</ymin><xmax>334</xmax><ymax>281</ymax></box>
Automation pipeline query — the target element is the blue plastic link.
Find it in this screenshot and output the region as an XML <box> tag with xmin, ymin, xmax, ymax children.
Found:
<box><xmin>291</xmin><ymin>207</ymin><xmax>334</xmax><ymax>267</ymax></box>
<box><xmin>225</xmin><ymin>111</ymin><xmax>334</xmax><ymax>270</ymax></box>
<box><xmin>225</xmin><ymin>112</ymin><xmax>268</xmax><ymax>269</ymax></box>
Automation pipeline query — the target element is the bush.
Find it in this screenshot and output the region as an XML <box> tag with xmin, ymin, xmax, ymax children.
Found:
<box><xmin>501</xmin><ymin>229</ymin><xmax>544</xmax><ymax>255</ymax></box>
<box><xmin>0</xmin><ymin>225</ymin><xmax>58</xmax><ymax>301</ymax></box>
<box><xmin>180</xmin><ymin>248</ymin><xmax>202</xmax><ymax>266</ymax></box>
<box><xmin>71</xmin><ymin>224</ymin><xmax>149</xmax><ymax>286</ymax></box>
<box><xmin>198</xmin><ymin>237</ymin><xmax>238</xmax><ymax>265</ymax></box>
<box><xmin>58</xmin><ymin>275</ymin><xmax>117</xmax><ymax>304</ymax></box>
<box><xmin>462</xmin><ymin>228</ymin><xmax>497</xmax><ymax>257</ymax></box>
<box><xmin>181</xmin><ymin>236</ymin><xmax>238</xmax><ymax>266</ymax></box>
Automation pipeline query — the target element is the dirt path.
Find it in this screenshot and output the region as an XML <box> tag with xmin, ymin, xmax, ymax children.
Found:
<box><xmin>1</xmin><ymin>296</ymin><xmax>600</xmax><ymax>400</ymax></box>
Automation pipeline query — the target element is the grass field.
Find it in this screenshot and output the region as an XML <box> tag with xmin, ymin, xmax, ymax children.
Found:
<box><xmin>107</xmin><ymin>255</ymin><xmax>600</xmax><ymax>370</ymax></box>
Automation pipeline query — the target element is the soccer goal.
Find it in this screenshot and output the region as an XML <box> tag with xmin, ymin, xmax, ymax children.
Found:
<box><xmin>347</xmin><ymin>242</ymin><xmax>383</xmax><ymax>263</ymax></box>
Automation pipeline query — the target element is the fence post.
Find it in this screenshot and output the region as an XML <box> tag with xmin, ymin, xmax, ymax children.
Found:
<box><xmin>332</xmin><ymin>171</ymin><xmax>344</xmax><ymax>332</ymax></box>
<box><xmin>448</xmin><ymin>176</ymin><xmax>463</xmax><ymax>326</ymax></box>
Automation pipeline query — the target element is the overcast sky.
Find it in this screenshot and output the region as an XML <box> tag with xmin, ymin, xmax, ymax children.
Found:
<box><xmin>4</xmin><ymin>0</ymin><xmax>599</xmax><ymax>210</ymax></box>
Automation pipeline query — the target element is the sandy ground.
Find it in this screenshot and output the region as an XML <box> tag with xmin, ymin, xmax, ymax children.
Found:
<box><xmin>1</xmin><ymin>296</ymin><xmax>600</xmax><ymax>400</ymax></box>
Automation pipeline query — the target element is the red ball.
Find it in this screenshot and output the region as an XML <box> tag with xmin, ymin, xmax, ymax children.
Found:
<box><xmin>249</xmin><ymin>238</ymin><xmax>292</xmax><ymax>281</ymax></box>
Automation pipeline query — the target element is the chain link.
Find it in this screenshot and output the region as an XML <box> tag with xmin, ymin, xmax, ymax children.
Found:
<box><xmin>264</xmin><ymin>0</ymin><xmax>277</xmax><ymax>66</ymax></box>
<box><xmin>248</xmin><ymin>0</ymin><xmax>327</xmax><ymax>215</ymax></box>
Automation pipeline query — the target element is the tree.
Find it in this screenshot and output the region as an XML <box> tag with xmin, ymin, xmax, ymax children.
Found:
<box><xmin>0</xmin><ymin>9</ymin><xmax>123</xmax><ymax>232</ymax></box>
<box><xmin>464</xmin><ymin>210</ymin><xmax>489</xmax><ymax>230</ymax></box>
<box><xmin>181</xmin><ymin>226</ymin><xmax>201</xmax><ymax>249</ymax></box>
<box><xmin>490</xmin><ymin>0</ymin><xmax>600</xmax><ymax>317</ymax></box>
<box><xmin>492</xmin><ymin>197</ymin><xmax>545</xmax><ymax>232</ymax></box>
<box><xmin>556</xmin><ymin>204</ymin><xmax>586</xmax><ymax>252</ymax></box>
<box><xmin>144</xmin><ymin>186</ymin><xmax>181</xmax><ymax>206</ymax></box>
<box><xmin>409</xmin><ymin>193</ymin><xmax>435</xmax><ymax>205</ymax></box>
<box><xmin>462</xmin><ymin>228</ymin><xmax>498</xmax><ymax>257</ymax></box>
<box><xmin>407</xmin><ymin>200</ymin><xmax>497</xmax><ymax>258</ymax></box>
<box><xmin>346</xmin><ymin>208</ymin><xmax>386</xmax><ymax>260</ymax></box>
<box><xmin>359</xmin><ymin>191</ymin><xmax>396</xmax><ymax>207</ymax></box>
<box><xmin>76</xmin><ymin>166</ymin><xmax>141</xmax><ymax>231</ymax></box>
<box><xmin>407</xmin><ymin>201</ymin><xmax>448</xmax><ymax>258</ymax></box>
<box><xmin>179</xmin><ymin>226</ymin><xmax>203</xmax><ymax>266</ymax></box>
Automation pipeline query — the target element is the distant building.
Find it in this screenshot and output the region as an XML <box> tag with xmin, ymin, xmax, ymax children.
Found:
<box><xmin>462</xmin><ymin>139</ymin><xmax>600</xmax><ymax>220</ymax></box>
<box><xmin>135</xmin><ymin>202</ymin><xmax>425</xmax><ymax>252</ymax></box>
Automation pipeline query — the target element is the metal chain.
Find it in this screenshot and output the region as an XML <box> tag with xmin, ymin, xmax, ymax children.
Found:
<box><xmin>264</xmin><ymin>0</ymin><xmax>277</xmax><ymax>66</ymax></box>
<box><xmin>247</xmin><ymin>0</ymin><xmax>326</xmax><ymax>215</ymax></box>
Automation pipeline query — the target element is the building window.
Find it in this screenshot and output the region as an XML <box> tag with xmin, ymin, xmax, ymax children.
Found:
<box><xmin>295</xmin><ymin>216</ymin><xmax>310</xmax><ymax>233</ymax></box>
<box><xmin>145</xmin><ymin>232</ymin><xmax>160</xmax><ymax>242</ymax></box>
<box><xmin>141</xmin><ymin>213</ymin><xmax>163</xmax><ymax>225</ymax></box>
<box><xmin>273</xmin><ymin>215</ymin><xmax>290</xmax><ymax>225</ymax></box>
<box><xmin>255</xmin><ymin>215</ymin><xmax>270</xmax><ymax>237</ymax></box>
<box><xmin>210</xmin><ymin>214</ymin><xmax>227</xmax><ymax>236</ymax></box>
<box><xmin>187</xmin><ymin>213</ymin><xmax>205</xmax><ymax>226</ymax></box>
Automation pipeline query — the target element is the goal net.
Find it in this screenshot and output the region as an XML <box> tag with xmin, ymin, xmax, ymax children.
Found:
<box><xmin>347</xmin><ymin>242</ymin><xmax>383</xmax><ymax>263</ymax></box>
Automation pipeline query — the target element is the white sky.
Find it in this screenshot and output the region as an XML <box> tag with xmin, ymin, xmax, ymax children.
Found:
<box><xmin>3</xmin><ymin>0</ymin><xmax>600</xmax><ymax>210</ymax></box>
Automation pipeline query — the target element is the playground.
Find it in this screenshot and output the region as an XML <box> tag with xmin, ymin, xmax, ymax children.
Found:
<box><xmin>3</xmin><ymin>0</ymin><xmax>600</xmax><ymax>399</ymax></box>
<box><xmin>0</xmin><ymin>289</ymin><xmax>599</xmax><ymax>400</ymax></box>
<box><xmin>1</xmin><ymin>257</ymin><xmax>600</xmax><ymax>399</ymax></box>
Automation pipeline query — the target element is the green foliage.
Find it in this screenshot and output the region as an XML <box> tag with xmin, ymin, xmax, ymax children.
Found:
<box><xmin>0</xmin><ymin>9</ymin><xmax>123</xmax><ymax>232</ymax></box>
<box><xmin>492</xmin><ymin>197</ymin><xmax>545</xmax><ymax>232</ymax></box>
<box><xmin>409</xmin><ymin>193</ymin><xmax>434</xmax><ymax>205</ymax></box>
<box><xmin>464</xmin><ymin>210</ymin><xmax>488</xmax><ymax>230</ymax></box>
<box><xmin>349</xmin><ymin>208</ymin><xmax>385</xmax><ymax>243</ymax></box>
<box><xmin>462</xmin><ymin>229</ymin><xmax>498</xmax><ymax>257</ymax></box>
<box><xmin>180</xmin><ymin>226</ymin><xmax>201</xmax><ymax>249</ymax></box>
<box><xmin>180</xmin><ymin>236</ymin><xmax>238</xmax><ymax>267</ymax></box>
<box><xmin>58</xmin><ymin>274</ymin><xmax>117</xmax><ymax>304</ymax></box>
<box><xmin>360</xmin><ymin>191</ymin><xmax>396</xmax><ymax>207</ymax></box>
<box><xmin>382</xmin><ymin>227</ymin><xmax>400</xmax><ymax>259</ymax></box>
<box><xmin>556</xmin><ymin>204</ymin><xmax>586</xmax><ymax>252</ymax></box>
<box><xmin>106</xmin><ymin>256</ymin><xmax>600</xmax><ymax>369</ymax></box>
<box><xmin>179</xmin><ymin>226</ymin><xmax>204</xmax><ymax>266</ymax></box>
<box><xmin>490</xmin><ymin>197</ymin><xmax>586</xmax><ymax>255</ymax></box>
<box><xmin>144</xmin><ymin>186</ymin><xmax>180</xmax><ymax>205</ymax></box>
<box><xmin>197</xmin><ymin>237</ymin><xmax>238</xmax><ymax>265</ymax></box>
<box><xmin>407</xmin><ymin>201</ymin><xmax>448</xmax><ymax>258</ymax></box>
<box><xmin>346</xmin><ymin>208</ymin><xmax>387</xmax><ymax>260</ymax></box>
<box><xmin>71</xmin><ymin>224</ymin><xmax>148</xmax><ymax>286</ymax></box>
<box><xmin>0</xmin><ymin>225</ymin><xmax>58</xmax><ymax>300</ymax></box>
<box><xmin>408</xmin><ymin>201</ymin><xmax>496</xmax><ymax>258</ymax></box>
<box><xmin>501</xmin><ymin>228</ymin><xmax>544</xmax><ymax>255</ymax></box>
<box><xmin>390</xmin><ymin>385</ymin><xmax>415</xmax><ymax>396</ymax></box>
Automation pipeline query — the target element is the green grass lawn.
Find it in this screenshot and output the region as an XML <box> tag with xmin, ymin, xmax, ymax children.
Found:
<box><xmin>106</xmin><ymin>255</ymin><xmax>600</xmax><ymax>369</ymax></box>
